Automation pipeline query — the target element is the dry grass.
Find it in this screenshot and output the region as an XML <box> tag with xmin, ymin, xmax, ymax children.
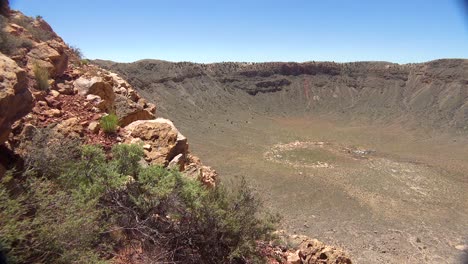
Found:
<box><xmin>33</xmin><ymin>63</ymin><xmax>49</xmax><ymax>91</ymax></box>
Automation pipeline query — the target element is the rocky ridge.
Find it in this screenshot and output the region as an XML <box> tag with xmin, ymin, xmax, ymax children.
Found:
<box><xmin>95</xmin><ymin>58</ymin><xmax>468</xmax><ymax>132</ymax></box>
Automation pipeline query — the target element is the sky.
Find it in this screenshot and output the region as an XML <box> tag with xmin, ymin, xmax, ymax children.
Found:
<box><xmin>10</xmin><ymin>0</ymin><xmax>468</xmax><ymax>63</ymax></box>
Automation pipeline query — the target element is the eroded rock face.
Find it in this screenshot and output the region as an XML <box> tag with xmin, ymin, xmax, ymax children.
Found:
<box><xmin>0</xmin><ymin>52</ymin><xmax>33</xmax><ymax>144</ymax></box>
<box><xmin>124</xmin><ymin>118</ymin><xmax>188</xmax><ymax>166</ymax></box>
<box><xmin>27</xmin><ymin>41</ymin><xmax>68</xmax><ymax>77</ymax></box>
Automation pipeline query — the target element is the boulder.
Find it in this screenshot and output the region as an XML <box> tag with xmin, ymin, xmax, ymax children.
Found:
<box><xmin>27</xmin><ymin>41</ymin><xmax>68</xmax><ymax>77</ymax></box>
<box><xmin>297</xmin><ymin>239</ymin><xmax>352</xmax><ymax>264</ymax></box>
<box><xmin>115</xmin><ymin>94</ymin><xmax>155</xmax><ymax>127</ymax></box>
<box><xmin>74</xmin><ymin>76</ymin><xmax>115</xmax><ymax>112</ymax></box>
<box><xmin>108</xmin><ymin>72</ymin><xmax>129</xmax><ymax>90</ymax></box>
<box><xmin>0</xmin><ymin>53</ymin><xmax>33</xmax><ymax>144</ymax></box>
<box><xmin>123</xmin><ymin>118</ymin><xmax>188</xmax><ymax>166</ymax></box>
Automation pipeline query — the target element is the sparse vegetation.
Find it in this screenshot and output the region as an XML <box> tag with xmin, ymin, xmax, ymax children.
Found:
<box><xmin>68</xmin><ymin>44</ymin><xmax>83</xmax><ymax>59</ymax></box>
<box><xmin>100</xmin><ymin>113</ymin><xmax>119</xmax><ymax>133</ymax></box>
<box><xmin>0</xmin><ymin>142</ymin><xmax>278</xmax><ymax>263</ymax></box>
<box><xmin>33</xmin><ymin>62</ymin><xmax>50</xmax><ymax>91</ymax></box>
<box><xmin>0</xmin><ymin>15</ymin><xmax>33</xmax><ymax>55</ymax></box>
<box><xmin>10</xmin><ymin>15</ymin><xmax>54</xmax><ymax>41</ymax></box>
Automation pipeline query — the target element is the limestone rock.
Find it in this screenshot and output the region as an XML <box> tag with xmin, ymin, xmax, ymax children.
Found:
<box><xmin>123</xmin><ymin>118</ymin><xmax>188</xmax><ymax>166</ymax></box>
<box><xmin>286</xmin><ymin>250</ymin><xmax>301</xmax><ymax>264</ymax></box>
<box><xmin>49</xmin><ymin>89</ymin><xmax>60</xmax><ymax>98</ymax></box>
<box><xmin>127</xmin><ymin>88</ymin><xmax>140</xmax><ymax>102</ymax></box>
<box><xmin>88</xmin><ymin>121</ymin><xmax>100</xmax><ymax>134</ymax></box>
<box><xmin>108</xmin><ymin>72</ymin><xmax>130</xmax><ymax>91</ymax></box>
<box><xmin>297</xmin><ymin>239</ymin><xmax>352</xmax><ymax>264</ymax></box>
<box><xmin>146</xmin><ymin>102</ymin><xmax>157</xmax><ymax>114</ymax></box>
<box><xmin>184</xmin><ymin>154</ymin><xmax>218</xmax><ymax>188</ymax></box>
<box><xmin>74</xmin><ymin>76</ymin><xmax>115</xmax><ymax>112</ymax></box>
<box><xmin>0</xmin><ymin>52</ymin><xmax>33</xmax><ymax>144</ymax></box>
<box><xmin>44</xmin><ymin>108</ymin><xmax>61</xmax><ymax>117</ymax></box>
<box><xmin>115</xmin><ymin>94</ymin><xmax>155</xmax><ymax>127</ymax></box>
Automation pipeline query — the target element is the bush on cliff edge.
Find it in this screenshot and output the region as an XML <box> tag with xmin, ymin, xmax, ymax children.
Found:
<box><xmin>0</xmin><ymin>141</ymin><xmax>278</xmax><ymax>263</ymax></box>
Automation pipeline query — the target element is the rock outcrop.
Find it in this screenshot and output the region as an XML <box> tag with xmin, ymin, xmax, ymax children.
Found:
<box><xmin>115</xmin><ymin>94</ymin><xmax>155</xmax><ymax>126</ymax></box>
<box><xmin>124</xmin><ymin>118</ymin><xmax>188</xmax><ymax>165</ymax></box>
<box><xmin>0</xmin><ymin>52</ymin><xmax>32</xmax><ymax>144</ymax></box>
<box><xmin>74</xmin><ymin>76</ymin><xmax>115</xmax><ymax>112</ymax></box>
<box><xmin>293</xmin><ymin>239</ymin><xmax>352</xmax><ymax>264</ymax></box>
<box><xmin>27</xmin><ymin>41</ymin><xmax>68</xmax><ymax>77</ymax></box>
<box><xmin>123</xmin><ymin>118</ymin><xmax>217</xmax><ymax>187</ymax></box>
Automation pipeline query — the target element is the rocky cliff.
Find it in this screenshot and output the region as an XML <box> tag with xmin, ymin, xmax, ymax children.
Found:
<box><xmin>0</xmin><ymin>10</ymin><xmax>217</xmax><ymax>187</ymax></box>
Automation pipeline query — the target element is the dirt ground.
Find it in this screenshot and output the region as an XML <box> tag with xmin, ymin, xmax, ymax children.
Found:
<box><xmin>173</xmin><ymin>112</ymin><xmax>468</xmax><ymax>264</ymax></box>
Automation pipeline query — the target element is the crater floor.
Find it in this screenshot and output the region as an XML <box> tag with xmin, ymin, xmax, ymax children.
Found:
<box><xmin>175</xmin><ymin>113</ymin><xmax>468</xmax><ymax>264</ymax></box>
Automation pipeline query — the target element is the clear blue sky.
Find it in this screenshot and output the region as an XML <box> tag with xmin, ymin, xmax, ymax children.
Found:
<box><xmin>10</xmin><ymin>0</ymin><xmax>468</xmax><ymax>63</ymax></box>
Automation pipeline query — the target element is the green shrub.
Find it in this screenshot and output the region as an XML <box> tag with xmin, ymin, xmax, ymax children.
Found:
<box><xmin>81</xmin><ymin>58</ymin><xmax>90</xmax><ymax>65</ymax></box>
<box><xmin>0</xmin><ymin>173</ymin><xmax>110</xmax><ymax>264</ymax></box>
<box><xmin>23</xmin><ymin>127</ymin><xmax>80</xmax><ymax>178</ymax></box>
<box><xmin>1</xmin><ymin>144</ymin><xmax>278</xmax><ymax>263</ymax></box>
<box><xmin>100</xmin><ymin>113</ymin><xmax>119</xmax><ymax>133</ymax></box>
<box><xmin>33</xmin><ymin>63</ymin><xmax>50</xmax><ymax>91</ymax></box>
<box><xmin>111</xmin><ymin>144</ymin><xmax>144</xmax><ymax>177</ymax></box>
<box><xmin>118</xmin><ymin>166</ymin><xmax>278</xmax><ymax>263</ymax></box>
